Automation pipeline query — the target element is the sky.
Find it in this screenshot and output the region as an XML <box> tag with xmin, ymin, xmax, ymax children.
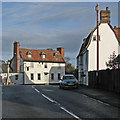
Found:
<box><xmin>1</xmin><ymin>2</ymin><xmax>119</xmax><ymax>67</ymax></box>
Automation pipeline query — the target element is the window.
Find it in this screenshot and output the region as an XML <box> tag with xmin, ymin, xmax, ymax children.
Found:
<box><xmin>31</xmin><ymin>73</ymin><xmax>34</xmax><ymax>80</ymax></box>
<box><xmin>40</xmin><ymin>52</ymin><xmax>46</xmax><ymax>59</ymax></box>
<box><xmin>51</xmin><ymin>73</ymin><xmax>54</xmax><ymax>80</ymax></box>
<box><xmin>42</xmin><ymin>54</ymin><xmax>46</xmax><ymax>59</ymax></box>
<box><xmin>27</xmin><ymin>67</ymin><xmax>29</xmax><ymax>71</ymax></box>
<box><xmin>31</xmin><ymin>62</ymin><xmax>34</xmax><ymax>68</ymax></box>
<box><xmin>15</xmin><ymin>75</ymin><xmax>18</xmax><ymax>80</ymax></box>
<box><xmin>38</xmin><ymin>73</ymin><xmax>41</xmax><ymax>80</ymax></box>
<box><xmin>28</xmin><ymin>55</ymin><xmax>32</xmax><ymax>58</ymax></box>
<box><xmin>53</xmin><ymin>53</ymin><xmax>59</xmax><ymax>60</ymax></box>
<box><xmin>93</xmin><ymin>35</ymin><xmax>100</xmax><ymax>41</ymax></box>
<box><xmin>58</xmin><ymin>73</ymin><xmax>61</xmax><ymax>80</ymax></box>
<box><xmin>93</xmin><ymin>36</ymin><xmax>96</xmax><ymax>41</ymax></box>
<box><xmin>26</xmin><ymin>51</ymin><xmax>32</xmax><ymax>58</ymax></box>
<box><xmin>44</xmin><ymin>64</ymin><xmax>47</xmax><ymax>68</ymax></box>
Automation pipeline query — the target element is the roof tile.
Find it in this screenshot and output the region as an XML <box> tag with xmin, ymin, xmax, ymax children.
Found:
<box><xmin>19</xmin><ymin>48</ymin><xmax>65</xmax><ymax>63</ymax></box>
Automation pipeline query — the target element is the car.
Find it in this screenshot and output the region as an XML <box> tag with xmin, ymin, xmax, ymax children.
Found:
<box><xmin>59</xmin><ymin>74</ymin><xmax>79</xmax><ymax>89</ymax></box>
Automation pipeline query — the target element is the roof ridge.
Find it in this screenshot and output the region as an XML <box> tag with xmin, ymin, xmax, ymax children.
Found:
<box><xmin>20</xmin><ymin>48</ymin><xmax>57</xmax><ymax>51</ymax></box>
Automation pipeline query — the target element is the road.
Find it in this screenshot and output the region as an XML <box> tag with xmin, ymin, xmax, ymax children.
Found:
<box><xmin>2</xmin><ymin>85</ymin><xmax>120</xmax><ymax>119</ymax></box>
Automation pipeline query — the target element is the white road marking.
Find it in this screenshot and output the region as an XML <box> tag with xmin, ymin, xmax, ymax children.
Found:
<box><xmin>32</xmin><ymin>86</ymin><xmax>82</xmax><ymax>120</ymax></box>
<box><xmin>43</xmin><ymin>89</ymin><xmax>53</xmax><ymax>92</ymax></box>
<box><xmin>52</xmin><ymin>86</ymin><xmax>59</xmax><ymax>88</ymax></box>
<box><xmin>82</xmin><ymin>94</ymin><xmax>110</xmax><ymax>106</ymax></box>
<box><xmin>34</xmin><ymin>88</ymin><xmax>40</xmax><ymax>93</ymax></box>
<box><xmin>60</xmin><ymin>106</ymin><xmax>81</xmax><ymax>120</ymax></box>
<box><xmin>97</xmin><ymin>100</ymin><xmax>110</xmax><ymax>106</ymax></box>
<box><xmin>41</xmin><ymin>94</ymin><xmax>55</xmax><ymax>103</ymax></box>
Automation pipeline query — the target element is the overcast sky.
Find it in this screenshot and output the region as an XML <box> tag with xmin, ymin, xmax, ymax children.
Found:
<box><xmin>2</xmin><ymin>2</ymin><xmax>118</xmax><ymax>67</ymax></box>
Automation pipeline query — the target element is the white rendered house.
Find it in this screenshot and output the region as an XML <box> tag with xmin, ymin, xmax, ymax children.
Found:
<box><xmin>10</xmin><ymin>42</ymin><xmax>65</xmax><ymax>84</ymax></box>
<box><xmin>77</xmin><ymin>7</ymin><xmax>120</xmax><ymax>86</ymax></box>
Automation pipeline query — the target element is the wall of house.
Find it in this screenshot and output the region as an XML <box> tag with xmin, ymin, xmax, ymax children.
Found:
<box><xmin>118</xmin><ymin>45</ymin><xmax>120</xmax><ymax>54</ymax></box>
<box><xmin>78</xmin><ymin>51</ymin><xmax>88</xmax><ymax>85</ymax></box>
<box><xmin>0</xmin><ymin>73</ymin><xmax>23</xmax><ymax>84</ymax></box>
<box><xmin>88</xmin><ymin>23</ymin><xmax>119</xmax><ymax>71</ymax></box>
<box><xmin>23</xmin><ymin>61</ymin><xmax>65</xmax><ymax>84</ymax></box>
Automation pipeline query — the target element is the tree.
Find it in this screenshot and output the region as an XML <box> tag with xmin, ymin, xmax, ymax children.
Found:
<box><xmin>65</xmin><ymin>57</ymin><xmax>78</xmax><ymax>79</ymax></box>
<box><xmin>106</xmin><ymin>51</ymin><xmax>118</xmax><ymax>69</ymax></box>
<box><xmin>65</xmin><ymin>57</ymin><xmax>75</xmax><ymax>74</ymax></box>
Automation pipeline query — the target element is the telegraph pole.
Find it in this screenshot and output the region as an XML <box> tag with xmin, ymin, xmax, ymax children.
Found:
<box><xmin>96</xmin><ymin>3</ymin><xmax>99</xmax><ymax>72</ymax></box>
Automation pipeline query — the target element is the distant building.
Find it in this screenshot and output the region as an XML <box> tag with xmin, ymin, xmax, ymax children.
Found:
<box><xmin>8</xmin><ymin>42</ymin><xmax>65</xmax><ymax>84</ymax></box>
<box><xmin>77</xmin><ymin>7</ymin><xmax>120</xmax><ymax>86</ymax></box>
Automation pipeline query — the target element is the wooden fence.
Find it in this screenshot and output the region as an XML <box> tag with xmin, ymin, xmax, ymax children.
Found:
<box><xmin>88</xmin><ymin>69</ymin><xmax>120</xmax><ymax>93</ymax></box>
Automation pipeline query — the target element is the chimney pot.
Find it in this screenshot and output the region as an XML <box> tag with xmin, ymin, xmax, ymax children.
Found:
<box><xmin>106</xmin><ymin>7</ymin><xmax>108</xmax><ymax>11</ymax></box>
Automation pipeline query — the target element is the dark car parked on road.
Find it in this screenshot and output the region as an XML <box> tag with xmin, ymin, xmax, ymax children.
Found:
<box><xmin>59</xmin><ymin>74</ymin><xmax>79</xmax><ymax>89</ymax></box>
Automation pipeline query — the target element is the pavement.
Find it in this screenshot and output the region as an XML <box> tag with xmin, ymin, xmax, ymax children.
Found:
<box><xmin>76</xmin><ymin>85</ymin><xmax>120</xmax><ymax>108</ymax></box>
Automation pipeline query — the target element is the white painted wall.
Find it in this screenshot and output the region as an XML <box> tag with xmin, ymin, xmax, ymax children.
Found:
<box><xmin>23</xmin><ymin>61</ymin><xmax>65</xmax><ymax>84</ymax></box>
<box><xmin>118</xmin><ymin>45</ymin><xmax>120</xmax><ymax>54</ymax></box>
<box><xmin>78</xmin><ymin>51</ymin><xmax>88</xmax><ymax>85</ymax></box>
<box><xmin>88</xmin><ymin>23</ymin><xmax>119</xmax><ymax>71</ymax></box>
<box><xmin>78</xmin><ymin>23</ymin><xmax>119</xmax><ymax>86</ymax></box>
<box><xmin>0</xmin><ymin>73</ymin><xmax>23</xmax><ymax>84</ymax></box>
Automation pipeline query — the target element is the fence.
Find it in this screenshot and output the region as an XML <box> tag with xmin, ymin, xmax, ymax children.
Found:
<box><xmin>88</xmin><ymin>69</ymin><xmax>120</xmax><ymax>93</ymax></box>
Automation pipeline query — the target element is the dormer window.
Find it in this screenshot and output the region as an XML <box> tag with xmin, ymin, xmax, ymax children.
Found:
<box><xmin>53</xmin><ymin>53</ymin><xmax>59</xmax><ymax>60</ymax></box>
<box><xmin>53</xmin><ymin>53</ymin><xmax>56</xmax><ymax>56</ymax></box>
<box><xmin>42</xmin><ymin>54</ymin><xmax>46</xmax><ymax>59</ymax></box>
<box><xmin>40</xmin><ymin>52</ymin><xmax>46</xmax><ymax>59</ymax></box>
<box><xmin>26</xmin><ymin>51</ymin><xmax>32</xmax><ymax>58</ymax></box>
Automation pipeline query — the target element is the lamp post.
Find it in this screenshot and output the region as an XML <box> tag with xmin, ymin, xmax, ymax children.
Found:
<box><xmin>6</xmin><ymin>61</ymin><xmax>11</xmax><ymax>85</ymax></box>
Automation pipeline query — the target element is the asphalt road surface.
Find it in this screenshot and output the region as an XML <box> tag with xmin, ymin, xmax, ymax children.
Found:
<box><xmin>2</xmin><ymin>85</ymin><xmax>120</xmax><ymax>119</ymax></box>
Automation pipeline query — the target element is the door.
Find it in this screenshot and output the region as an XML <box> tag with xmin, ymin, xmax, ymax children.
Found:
<box><xmin>44</xmin><ymin>73</ymin><xmax>49</xmax><ymax>83</ymax></box>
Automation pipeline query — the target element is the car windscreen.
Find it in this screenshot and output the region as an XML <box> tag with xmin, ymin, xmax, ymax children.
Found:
<box><xmin>63</xmin><ymin>76</ymin><xmax>75</xmax><ymax>80</ymax></box>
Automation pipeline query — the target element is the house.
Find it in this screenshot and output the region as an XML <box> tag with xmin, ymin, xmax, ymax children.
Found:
<box><xmin>77</xmin><ymin>7</ymin><xmax>120</xmax><ymax>86</ymax></box>
<box><xmin>0</xmin><ymin>60</ymin><xmax>23</xmax><ymax>84</ymax></box>
<box><xmin>9</xmin><ymin>42</ymin><xmax>65</xmax><ymax>84</ymax></box>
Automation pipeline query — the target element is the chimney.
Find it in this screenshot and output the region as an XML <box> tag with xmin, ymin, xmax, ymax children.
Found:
<box><xmin>114</xmin><ymin>26</ymin><xmax>117</xmax><ymax>29</ymax></box>
<box><xmin>106</xmin><ymin>7</ymin><xmax>108</xmax><ymax>11</ymax></box>
<box><xmin>100</xmin><ymin>7</ymin><xmax>111</xmax><ymax>24</ymax></box>
<box><xmin>57</xmin><ymin>47</ymin><xmax>64</xmax><ymax>59</ymax></box>
<box><xmin>14</xmin><ymin>42</ymin><xmax>20</xmax><ymax>73</ymax></box>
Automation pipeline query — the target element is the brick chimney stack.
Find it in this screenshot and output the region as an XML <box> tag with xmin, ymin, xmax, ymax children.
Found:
<box><xmin>14</xmin><ymin>42</ymin><xmax>20</xmax><ymax>73</ymax></box>
<box><xmin>100</xmin><ymin>7</ymin><xmax>111</xmax><ymax>24</ymax></box>
<box><xmin>57</xmin><ymin>47</ymin><xmax>64</xmax><ymax>59</ymax></box>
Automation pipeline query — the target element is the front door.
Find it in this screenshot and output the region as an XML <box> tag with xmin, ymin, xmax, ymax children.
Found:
<box><xmin>44</xmin><ymin>73</ymin><xmax>49</xmax><ymax>83</ymax></box>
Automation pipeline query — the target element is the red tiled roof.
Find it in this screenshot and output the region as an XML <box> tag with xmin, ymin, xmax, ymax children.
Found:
<box><xmin>114</xmin><ymin>27</ymin><xmax>120</xmax><ymax>44</ymax></box>
<box><xmin>19</xmin><ymin>48</ymin><xmax>65</xmax><ymax>63</ymax></box>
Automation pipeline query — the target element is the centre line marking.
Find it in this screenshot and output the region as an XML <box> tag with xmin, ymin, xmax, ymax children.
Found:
<box><xmin>32</xmin><ymin>86</ymin><xmax>82</xmax><ymax>120</ymax></box>
<box><xmin>60</xmin><ymin>106</ymin><xmax>81</xmax><ymax>120</ymax></box>
<box><xmin>34</xmin><ymin>88</ymin><xmax>40</xmax><ymax>93</ymax></box>
<box><xmin>41</xmin><ymin>93</ymin><xmax>55</xmax><ymax>103</ymax></box>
